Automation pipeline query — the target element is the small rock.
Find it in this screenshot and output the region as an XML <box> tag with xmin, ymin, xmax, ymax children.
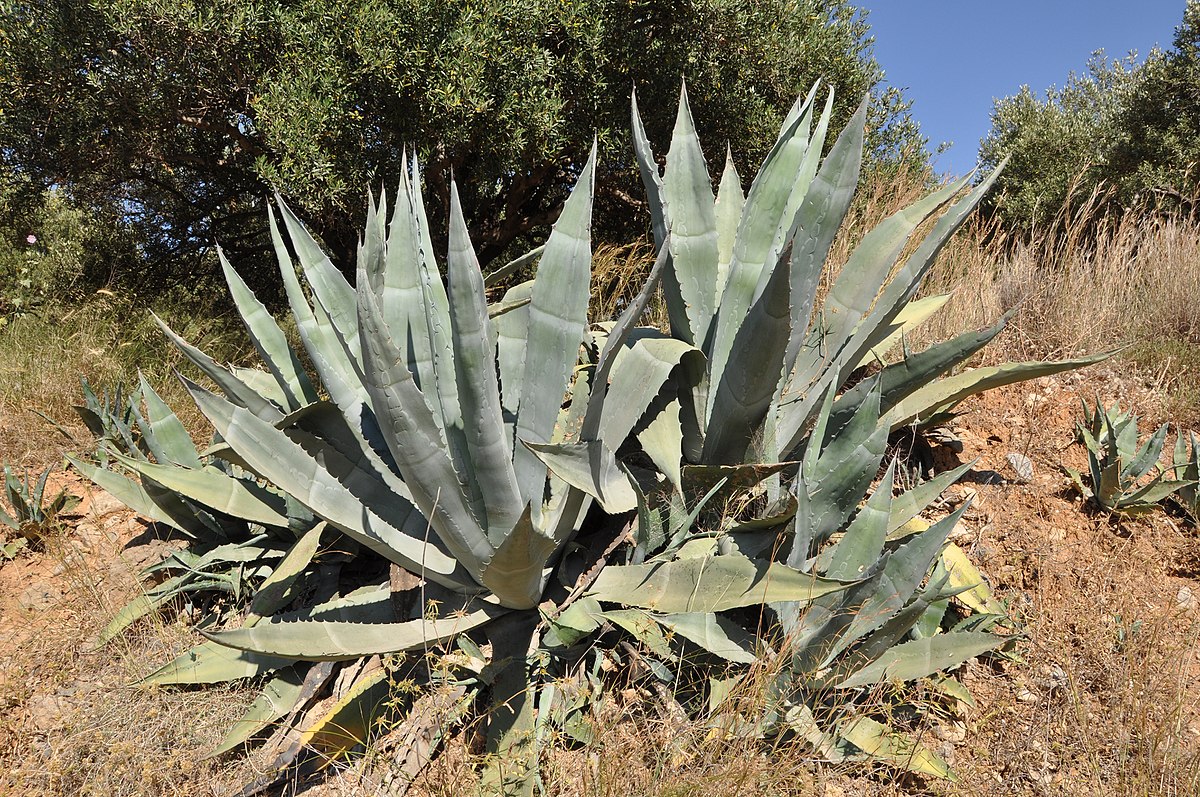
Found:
<box><xmin>1006</xmin><ymin>452</ymin><xmax>1034</xmax><ymax>484</ymax></box>
<box><xmin>82</xmin><ymin>489</ymin><xmax>127</xmax><ymax>518</ymax></box>
<box><xmin>934</xmin><ymin>721</ymin><xmax>967</xmax><ymax>744</ymax></box>
<box><xmin>948</xmin><ymin>522</ymin><xmax>974</xmax><ymax>544</ymax></box>
<box><xmin>1178</xmin><ymin>586</ymin><xmax>1197</xmax><ymax>612</ymax></box>
<box><xmin>1017</xmin><ymin>688</ymin><xmax>1039</xmax><ymax>703</ymax></box>
<box><xmin>25</xmin><ymin>694</ymin><xmax>65</xmax><ymax>732</ymax></box>
<box><xmin>18</xmin><ymin>582</ymin><xmax>63</xmax><ymax>611</ymax></box>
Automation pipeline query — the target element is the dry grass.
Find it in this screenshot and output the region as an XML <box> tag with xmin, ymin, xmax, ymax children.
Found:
<box><xmin>0</xmin><ymin>295</ymin><xmax>250</xmax><ymax>467</ymax></box>
<box><xmin>0</xmin><ymin>487</ymin><xmax>260</xmax><ymax>797</ymax></box>
<box><xmin>824</xmin><ymin>167</ymin><xmax>1200</xmax><ymax>425</ymax></box>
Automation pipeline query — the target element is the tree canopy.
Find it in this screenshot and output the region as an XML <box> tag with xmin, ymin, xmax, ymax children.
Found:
<box><xmin>979</xmin><ymin>0</ymin><xmax>1200</xmax><ymax>231</ymax></box>
<box><xmin>1</xmin><ymin>0</ymin><xmax>922</xmax><ymax>294</ymax></box>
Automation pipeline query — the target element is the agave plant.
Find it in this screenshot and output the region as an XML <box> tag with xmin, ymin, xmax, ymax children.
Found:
<box><xmin>73</xmin><ymin>83</ymin><xmax>1100</xmax><ymax>793</ymax></box>
<box><xmin>1066</xmin><ymin>399</ymin><xmax>1192</xmax><ymax>515</ymax></box>
<box><xmin>1</xmin><ymin>464</ymin><xmax>78</xmax><ymax>558</ymax></box>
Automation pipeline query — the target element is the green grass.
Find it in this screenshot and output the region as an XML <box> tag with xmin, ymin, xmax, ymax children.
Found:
<box><xmin>0</xmin><ymin>295</ymin><xmax>250</xmax><ymax>466</ymax></box>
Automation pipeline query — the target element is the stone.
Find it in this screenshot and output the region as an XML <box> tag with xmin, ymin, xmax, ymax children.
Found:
<box><xmin>1006</xmin><ymin>452</ymin><xmax>1034</xmax><ymax>484</ymax></box>
<box><xmin>18</xmin><ymin>581</ymin><xmax>63</xmax><ymax>611</ymax></box>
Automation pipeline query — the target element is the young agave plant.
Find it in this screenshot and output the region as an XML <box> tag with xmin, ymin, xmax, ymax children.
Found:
<box><xmin>1067</xmin><ymin>399</ymin><xmax>1194</xmax><ymax>515</ymax></box>
<box><xmin>1173</xmin><ymin>430</ymin><xmax>1200</xmax><ymax>522</ymax></box>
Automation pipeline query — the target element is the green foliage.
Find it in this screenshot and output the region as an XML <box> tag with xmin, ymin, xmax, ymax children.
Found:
<box><xmin>0</xmin><ymin>464</ymin><xmax>78</xmax><ymax>558</ymax></box>
<box><xmin>69</xmin><ymin>83</ymin><xmax>1101</xmax><ymax>793</ymax></box>
<box><xmin>1066</xmin><ymin>399</ymin><xmax>1193</xmax><ymax>516</ymax></box>
<box><xmin>979</xmin><ymin>52</ymin><xmax>1142</xmax><ymax>230</ymax></box>
<box><xmin>980</xmin><ymin>1</ymin><xmax>1200</xmax><ymax>230</ymax></box>
<box><xmin>1</xmin><ymin>0</ymin><xmax>924</xmax><ymax>293</ymax></box>
<box><xmin>0</xmin><ymin>186</ymin><xmax>140</xmax><ymax>321</ymax></box>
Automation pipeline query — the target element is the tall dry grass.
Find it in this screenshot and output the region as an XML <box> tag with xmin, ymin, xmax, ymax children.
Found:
<box><xmin>831</xmin><ymin>168</ymin><xmax>1200</xmax><ymax>423</ymax></box>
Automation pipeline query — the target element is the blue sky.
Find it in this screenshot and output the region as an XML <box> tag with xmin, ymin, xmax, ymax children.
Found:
<box><xmin>863</xmin><ymin>1</ymin><xmax>1187</xmax><ymax>175</ymax></box>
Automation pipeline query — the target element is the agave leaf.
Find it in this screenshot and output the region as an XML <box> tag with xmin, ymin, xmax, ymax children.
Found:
<box><xmin>638</xmin><ymin>398</ymin><xmax>684</xmax><ymax>491</ymax></box>
<box><xmin>67</xmin><ymin>455</ymin><xmax>202</xmax><ymax>537</ymax></box>
<box><xmin>801</xmin><ymin>177</ymin><xmax>968</xmax><ymax>380</ymax></box>
<box><xmin>523</xmin><ymin>440</ymin><xmax>636</xmax><ymax>514</ymax></box>
<box><xmin>481</xmin><ymin>613</ymin><xmax>539</xmax><ymax>797</ymax></box>
<box><xmin>1121</xmin><ymin>478</ymin><xmax>1192</xmax><ymax>510</ymax></box>
<box><xmin>887</xmin><ymin>352</ymin><xmax>1112</xmax><ymax>429</ymax></box>
<box><xmin>764</xmin><ymin>89</ymin><xmax>832</xmax><ymax>286</ymax></box>
<box><xmin>512</xmin><ymin>145</ymin><xmax>595</xmax><ymax>508</ymax></box>
<box><xmin>832</xmin><ymin>313</ymin><xmax>1009</xmax><ymax>428</ymax></box>
<box><xmin>791</xmin><ymin>384</ymin><xmax>888</xmax><ymax>567</ymax></box>
<box><xmin>207</xmin><ymin>605</ymin><xmax>506</xmax><ymax>661</ymax></box>
<box><xmin>494</xmin><ymin>279</ymin><xmax>535</xmax><ymax>427</ymax></box>
<box><xmin>707</xmin><ymin>90</ymin><xmax>818</xmax><ymax>389</ymax></box>
<box><xmin>603</xmin><ymin>609</ymin><xmax>674</xmax><ymax>659</ymax></box>
<box><xmin>940</xmin><ymin>543</ymin><xmax>1004</xmax><ymax>616</ymax></box>
<box><xmin>381</xmin><ymin>168</ymin><xmax>436</xmax><ymax>388</ymax></box>
<box><xmin>153</xmin><ymin>314</ymin><xmax>283</xmax><ymax>422</ymax></box>
<box><xmin>219</xmin><ymin>248</ymin><xmax>318</xmax><ymax>411</ymax></box>
<box><xmin>702</xmin><ymin>251</ymin><xmax>791</xmax><ymax>463</ymax></box>
<box><xmin>887</xmin><ymin>461</ymin><xmax>973</xmax><ymax>536</ymax></box>
<box><xmin>357</xmin><ymin>278</ymin><xmax>493</xmax><ymax>577</ymax></box>
<box><xmin>481</xmin><ymin>505</ymin><xmax>557</xmax><ymax>610</ymax></box>
<box><xmin>653</xmin><ymin>612</ymin><xmax>757</xmax><ymax>663</ymax></box>
<box><xmin>249</xmin><ymin>523</ymin><xmax>326</xmax><ymax>619</ymax></box>
<box><xmin>230</xmin><ymin>366</ymin><xmax>292</xmax><ymax>413</ymax></box>
<box><xmin>840</xmin><ymin>716</ymin><xmax>957</xmax><ymax>781</ymax></box>
<box><xmin>299</xmin><ymin>666</ymin><xmax>394</xmax><ymax>759</ymax></box>
<box><xmin>831</xmin><ymin>504</ymin><xmax>969</xmax><ymax>660</ymax></box>
<box><xmin>714</xmin><ymin>147</ymin><xmax>744</xmax><ymax>292</ymax></box>
<box><xmin>93</xmin><ymin>572</ymin><xmax>204</xmax><ymax>647</ymax></box>
<box><xmin>836</xmin><ymin>631</ymin><xmax>1005</xmax><ymax>689</ymax></box>
<box><xmin>410</xmin><ymin>151</ymin><xmax>463</xmax><ymax>438</ymax></box>
<box><xmin>782</xmin><ymin>96</ymin><xmax>865</xmax><ymax>378</ymax></box>
<box><xmin>484</xmin><ymin>244</ymin><xmax>545</xmax><ymax>288</ymax></box>
<box><xmin>141</xmin><ymin>639</ymin><xmax>293</xmax><ymax>686</ymax></box>
<box><xmin>582</xmin><ymin>249</ymin><xmax>680</xmax><ymax>442</ymax></box>
<box><xmin>137</xmin><ymin>374</ymin><xmax>201</xmax><ymax>469</ymax></box>
<box><xmin>186</xmin><ymin>387</ymin><xmax>476</xmax><ymax>590</ymax></box>
<box><xmin>822</xmin><ymin>462</ymin><xmax>895</xmax><ymax>581</ymax></box>
<box><xmin>271</xmin><ymin>211</ymin><xmax>368</xmax><ymax>416</ymax></box>
<box><xmin>274</xmin><ymin>197</ymin><xmax>362</xmax><ymax>365</ymax></box>
<box><xmin>446</xmin><ymin>182</ymin><xmax>523</xmax><ymax>538</ymax></box>
<box><xmin>854</xmin><ymin>294</ymin><xmax>951</xmax><ymax>369</ymax></box>
<box><xmin>662</xmin><ymin>82</ymin><xmax>720</xmax><ymax>347</ymax></box>
<box><xmin>589</xmin><ymin>553</ymin><xmax>849</xmax><ymax>613</ymax></box>
<box><xmin>110</xmin><ymin>453</ymin><xmax>291</xmax><ymax>528</ymax></box>
<box><xmin>830</xmin><ymin>574</ymin><xmax>960</xmax><ymax>678</ymax></box>
<box><xmin>544</xmin><ymin>595</ymin><xmax>604</xmax><ymax>648</ymax></box>
<box><xmin>630</xmin><ymin>88</ymin><xmax>668</xmax><ymax>252</ymax></box>
<box><xmin>1124</xmin><ymin>423</ymin><xmax>1169</xmax><ymax>481</ymax></box>
<box><xmin>210</xmin><ymin>668</ymin><xmax>306</xmax><ymax>757</ymax></box>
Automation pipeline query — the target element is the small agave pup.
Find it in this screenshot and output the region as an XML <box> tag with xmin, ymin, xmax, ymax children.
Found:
<box><xmin>73</xmin><ymin>83</ymin><xmax>1102</xmax><ymax>794</ymax></box>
